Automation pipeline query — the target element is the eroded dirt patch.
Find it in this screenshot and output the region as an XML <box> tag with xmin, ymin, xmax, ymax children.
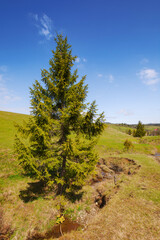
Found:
<box><xmin>92</xmin><ymin>157</ymin><xmax>141</xmax><ymax>209</ymax></box>
<box><xmin>92</xmin><ymin>157</ymin><xmax>140</xmax><ymax>184</ymax></box>
<box><xmin>27</xmin><ymin>218</ymin><xmax>82</xmax><ymax>240</ymax></box>
<box><xmin>95</xmin><ymin>188</ymin><xmax>108</xmax><ymax>208</ymax></box>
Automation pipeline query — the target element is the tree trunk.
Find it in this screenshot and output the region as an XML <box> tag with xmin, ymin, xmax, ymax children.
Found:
<box><xmin>57</xmin><ymin>108</ymin><xmax>67</xmax><ymax>195</ymax></box>
<box><xmin>57</xmin><ymin>155</ymin><xmax>66</xmax><ymax>195</ymax></box>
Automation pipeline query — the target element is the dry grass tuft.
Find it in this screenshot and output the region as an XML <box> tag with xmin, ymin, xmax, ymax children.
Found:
<box><xmin>0</xmin><ymin>208</ymin><xmax>14</xmax><ymax>240</ymax></box>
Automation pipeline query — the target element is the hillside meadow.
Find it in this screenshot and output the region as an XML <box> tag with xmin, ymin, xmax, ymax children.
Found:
<box><xmin>0</xmin><ymin>111</ymin><xmax>160</xmax><ymax>239</ymax></box>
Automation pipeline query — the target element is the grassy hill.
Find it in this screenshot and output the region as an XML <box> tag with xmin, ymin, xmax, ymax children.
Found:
<box><xmin>0</xmin><ymin>111</ymin><xmax>160</xmax><ymax>239</ymax></box>
<box><xmin>0</xmin><ymin>111</ymin><xmax>29</xmax><ymax>150</ymax></box>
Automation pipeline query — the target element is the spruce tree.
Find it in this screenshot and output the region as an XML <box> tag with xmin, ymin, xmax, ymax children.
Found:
<box><xmin>15</xmin><ymin>34</ymin><xmax>104</xmax><ymax>195</ymax></box>
<box><xmin>134</xmin><ymin>121</ymin><xmax>146</xmax><ymax>138</ymax></box>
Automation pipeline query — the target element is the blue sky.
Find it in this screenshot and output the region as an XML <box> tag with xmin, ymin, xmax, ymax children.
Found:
<box><xmin>0</xmin><ymin>0</ymin><xmax>160</xmax><ymax>124</ymax></box>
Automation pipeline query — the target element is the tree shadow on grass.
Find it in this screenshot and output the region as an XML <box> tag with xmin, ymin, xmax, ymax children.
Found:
<box><xmin>19</xmin><ymin>181</ymin><xmax>48</xmax><ymax>203</ymax></box>
<box><xmin>19</xmin><ymin>181</ymin><xmax>84</xmax><ymax>203</ymax></box>
<box><xmin>64</xmin><ymin>185</ymin><xmax>84</xmax><ymax>203</ymax></box>
<box><xmin>64</xmin><ymin>191</ymin><xmax>84</xmax><ymax>203</ymax></box>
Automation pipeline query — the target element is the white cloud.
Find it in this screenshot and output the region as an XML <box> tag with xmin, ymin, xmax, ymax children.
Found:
<box><xmin>138</xmin><ymin>68</ymin><xmax>160</xmax><ymax>86</ymax></box>
<box><xmin>31</xmin><ymin>13</ymin><xmax>53</xmax><ymax>40</ymax></box>
<box><xmin>39</xmin><ymin>14</ymin><xmax>52</xmax><ymax>39</ymax></box>
<box><xmin>139</xmin><ymin>68</ymin><xmax>158</xmax><ymax>79</ymax></box>
<box><xmin>75</xmin><ymin>57</ymin><xmax>87</xmax><ymax>63</ymax></box>
<box><xmin>75</xmin><ymin>57</ymin><xmax>81</xmax><ymax>63</ymax></box>
<box><xmin>97</xmin><ymin>73</ymin><xmax>114</xmax><ymax>82</ymax></box>
<box><xmin>97</xmin><ymin>73</ymin><xmax>103</xmax><ymax>78</ymax></box>
<box><xmin>118</xmin><ymin>109</ymin><xmax>134</xmax><ymax>116</ymax></box>
<box><xmin>40</xmin><ymin>28</ymin><xmax>50</xmax><ymax>37</ymax></box>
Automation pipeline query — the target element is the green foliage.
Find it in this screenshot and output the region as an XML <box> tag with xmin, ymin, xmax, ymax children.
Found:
<box><xmin>134</xmin><ymin>121</ymin><xmax>146</xmax><ymax>138</ymax></box>
<box><xmin>15</xmin><ymin>34</ymin><xmax>105</xmax><ymax>195</ymax></box>
<box><xmin>56</xmin><ymin>215</ymin><xmax>65</xmax><ymax>224</ymax></box>
<box><xmin>63</xmin><ymin>208</ymin><xmax>75</xmax><ymax>218</ymax></box>
<box><xmin>123</xmin><ymin>139</ymin><xmax>133</xmax><ymax>151</ymax></box>
<box><xmin>132</xmin><ymin>129</ymin><xmax>136</xmax><ymax>137</ymax></box>
<box><xmin>127</xmin><ymin>129</ymin><xmax>132</xmax><ymax>135</ymax></box>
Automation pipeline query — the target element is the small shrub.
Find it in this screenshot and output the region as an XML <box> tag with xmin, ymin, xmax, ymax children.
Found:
<box><xmin>124</xmin><ymin>139</ymin><xmax>133</xmax><ymax>151</ymax></box>
<box><xmin>132</xmin><ymin>129</ymin><xmax>136</xmax><ymax>137</ymax></box>
<box><xmin>127</xmin><ymin>129</ymin><xmax>132</xmax><ymax>135</ymax></box>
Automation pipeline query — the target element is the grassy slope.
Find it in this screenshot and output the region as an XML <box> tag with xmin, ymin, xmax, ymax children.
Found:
<box><xmin>0</xmin><ymin>111</ymin><xmax>29</xmax><ymax>150</ymax></box>
<box><xmin>0</xmin><ymin>111</ymin><xmax>160</xmax><ymax>239</ymax></box>
<box><xmin>96</xmin><ymin>125</ymin><xmax>159</xmax><ymax>155</ymax></box>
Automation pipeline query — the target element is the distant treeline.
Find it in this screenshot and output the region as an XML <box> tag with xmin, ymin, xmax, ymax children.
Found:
<box><xmin>106</xmin><ymin>123</ymin><xmax>160</xmax><ymax>128</ymax></box>
<box><xmin>106</xmin><ymin>123</ymin><xmax>160</xmax><ymax>136</ymax></box>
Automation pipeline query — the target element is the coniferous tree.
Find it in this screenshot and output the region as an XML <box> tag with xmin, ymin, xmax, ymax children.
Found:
<box><xmin>15</xmin><ymin>34</ymin><xmax>105</xmax><ymax>195</ymax></box>
<box><xmin>127</xmin><ymin>129</ymin><xmax>132</xmax><ymax>135</ymax></box>
<box><xmin>134</xmin><ymin>121</ymin><xmax>146</xmax><ymax>138</ymax></box>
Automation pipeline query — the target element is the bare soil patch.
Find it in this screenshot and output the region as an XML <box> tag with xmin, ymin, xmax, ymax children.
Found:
<box><xmin>91</xmin><ymin>157</ymin><xmax>141</xmax><ymax>209</ymax></box>
<box><xmin>27</xmin><ymin>218</ymin><xmax>82</xmax><ymax>240</ymax></box>
<box><xmin>92</xmin><ymin>157</ymin><xmax>140</xmax><ymax>184</ymax></box>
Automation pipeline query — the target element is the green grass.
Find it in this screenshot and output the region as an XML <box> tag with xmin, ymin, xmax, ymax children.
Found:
<box><xmin>0</xmin><ymin>111</ymin><xmax>160</xmax><ymax>239</ymax></box>
<box><xmin>0</xmin><ymin>111</ymin><xmax>29</xmax><ymax>150</ymax></box>
<box><xmin>97</xmin><ymin>125</ymin><xmax>133</xmax><ymax>152</ymax></box>
<box><xmin>97</xmin><ymin>125</ymin><xmax>160</xmax><ymax>155</ymax></box>
<box><xmin>109</xmin><ymin>123</ymin><xmax>134</xmax><ymax>133</ymax></box>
